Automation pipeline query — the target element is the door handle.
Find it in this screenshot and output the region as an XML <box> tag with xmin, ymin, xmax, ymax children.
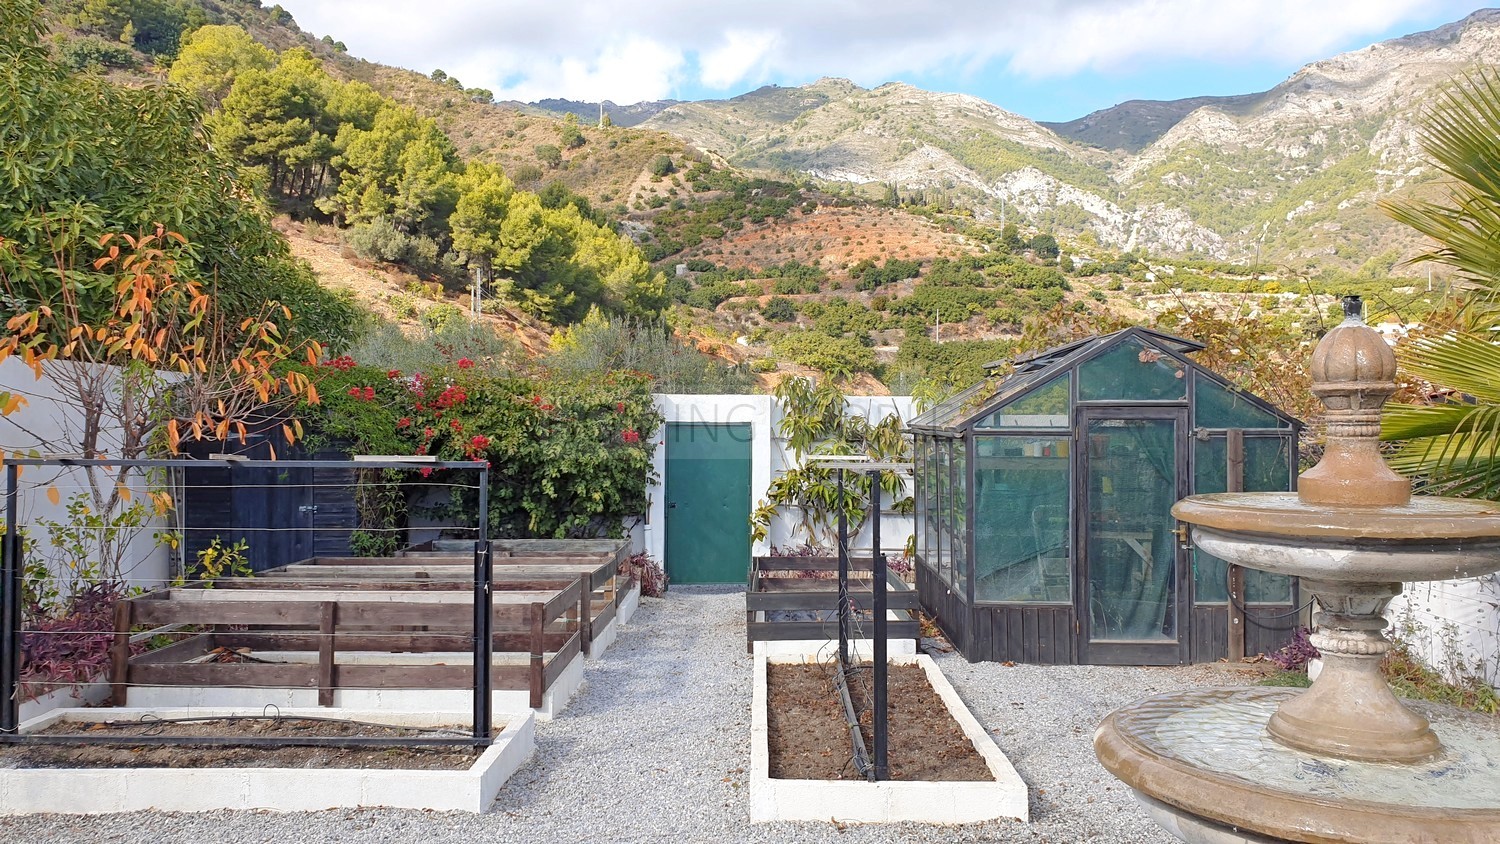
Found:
<box><xmin>1172</xmin><ymin>523</ymin><xmax>1191</xmax><ymax>548</ymax></box>
<box><xmin>667</xmin><ymin>502</ymin><xmax>677</xmax><ymax>509</ymax></box>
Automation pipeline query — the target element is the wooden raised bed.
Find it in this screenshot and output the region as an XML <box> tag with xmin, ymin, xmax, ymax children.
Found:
<box><xmin>112</xmin><ymin>576</ymin><xmax>582</xmax><ymax>710</ymax></box>
<box><xmin>746</xmin><ymin>556</ymin><xmax>920</xmax><ymax>653</ymax></box>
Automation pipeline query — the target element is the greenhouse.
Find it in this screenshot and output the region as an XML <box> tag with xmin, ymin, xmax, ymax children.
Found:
<box><xmin>908</xmin><ymin>327</ymin><xmax>1303</xmax><ymax>665</ymax></box>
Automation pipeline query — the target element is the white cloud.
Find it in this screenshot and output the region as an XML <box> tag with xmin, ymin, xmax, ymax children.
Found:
<box><xmin>274</xmin><ymin>0</ymin><xmax>1475</xmax><ymax>103</ymax></box>
<box><xmin>699</xmin><ymin>29</ymin><xmax>779</xmax><ymax>89</ymax></box>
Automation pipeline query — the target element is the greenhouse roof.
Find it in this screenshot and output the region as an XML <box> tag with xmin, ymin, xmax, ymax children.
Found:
<box><xmin>908</xmin><ymin>326</ymin><xmax>1289</xmax><ymax>434</ymax></box>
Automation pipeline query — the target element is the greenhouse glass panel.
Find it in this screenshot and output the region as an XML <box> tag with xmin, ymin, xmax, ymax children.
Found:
<box><xmin>1086</xmin><ymin>417</ymin><xmax>1178</xmax><ymax>641</ymax></box>
<box><xmin>1194</xmin><ymin>373</ymin><xmax>1286</xmax><ymax>429</ymax></box>
<box><xmin>973</xmin><ymin>435</ymin><xmax>1071</xmax><ymax>603</ymax></box>
<box><xmin>936</xmin><ymin>438</ymin><xmax>951</xmax><ymax>584</ymax></box>
<box><xmin>914</xmin><ymin>438</ymin><xmax>929</xmax><ymax>569</ymax></box>
<box><xmin>973</xmin><ymin>373</ymin><xmax>1071</xmax><ymax>429</ymax></box>
<box><xmin>1192</xmin><ymin>435</ymin><xmax>1295</xmax><ymax>603</ymax></box>
<box><xmin>1078</xmin><ymin>337</ymin><xmax>1188</xmax><ymax>402</ymax></box>
<box><xmin>951</xmin><ymin>440</ymin><xmax>967</xmax><ymax>590</ymax></box>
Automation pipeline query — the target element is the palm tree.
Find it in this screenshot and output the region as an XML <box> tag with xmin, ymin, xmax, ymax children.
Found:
<box><xmin>1379</xmin><ymin>69</ymin><xmax>1500</xmax><ymax>498</ymax></box>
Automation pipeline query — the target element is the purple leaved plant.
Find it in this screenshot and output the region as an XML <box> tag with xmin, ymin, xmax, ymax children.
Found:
<box><xmin>1268</xmin><ymin>626</ymin><xmax>1321</xmax><ymax>672</ymax></box>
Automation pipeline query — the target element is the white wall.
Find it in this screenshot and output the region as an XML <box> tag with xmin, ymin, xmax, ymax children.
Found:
<box><xmin>1387</xmin><ymin>575</ymin><xmax>1500</xmax><ymax>690</ymax></box>
<box><xmin>0</xmin><ymin>358</ymin><xmax>172</xmax><ymax>597</ymax></box>
<box><xmin>643</xmin><ymin>394</ymin><xmax>916</xmax><ymax>571</ymax></box>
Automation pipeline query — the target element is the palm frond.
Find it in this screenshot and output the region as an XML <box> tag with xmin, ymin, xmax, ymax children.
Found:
<box><xmin>1395</xmin><ymin>331</ymin><xmax>1500</xmax><ymax>403</ymax></box>
<box><xmin>1378</xmin><ymin>68</ymin><xmax>1500</xmax><ymax>301</ymax></box>
<box><xmin>1381</xmin><ymin>402</ymin><xmax>1479</xmax><ymax>441</ymax></box>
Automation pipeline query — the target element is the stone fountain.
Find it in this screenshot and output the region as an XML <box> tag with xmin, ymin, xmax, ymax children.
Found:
<box><xmin>1093</xmin><ymin>296</ymin><xmax>1500</xmax><ymax>844</ymax></box>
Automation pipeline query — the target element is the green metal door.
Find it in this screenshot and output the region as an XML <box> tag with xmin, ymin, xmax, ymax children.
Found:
<box><xmin>665</xmin><ymin>422</ymin><xmax>752</xmax><ymax>584</ymax></box>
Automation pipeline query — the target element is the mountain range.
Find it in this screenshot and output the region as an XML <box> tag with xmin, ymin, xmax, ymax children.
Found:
<box><xmin>525</xmin><ymin>9</ymin><xmax>1500</xmax><ymax>270</ymax></box>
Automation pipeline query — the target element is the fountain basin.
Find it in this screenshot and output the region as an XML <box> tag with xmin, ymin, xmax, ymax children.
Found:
<box><xmin>1173</xmin><ymin>494</ymin><xmax>1500</xmax><ymax>583</ymax></box>
<box><xmin>1094</xmin><ymin>687</ymin><xmax>1500</xmax><ymax>844</ymax></box>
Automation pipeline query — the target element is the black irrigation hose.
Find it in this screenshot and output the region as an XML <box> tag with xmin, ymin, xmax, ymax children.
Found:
<box><xmin>1229</xmin><ymin>596</ymin><xmax>1316</xmax><ymax>624</ymax></box>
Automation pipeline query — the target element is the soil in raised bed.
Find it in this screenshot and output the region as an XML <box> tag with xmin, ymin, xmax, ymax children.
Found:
<box><xmin>0</xmin><ymin>718</ymin><xmax>482</xmax><ymax>770</ymax></box>
<box><xmin>767</xmin><ymin>662</ymin><xmax>992</xmax><ymax>781</ymax></box>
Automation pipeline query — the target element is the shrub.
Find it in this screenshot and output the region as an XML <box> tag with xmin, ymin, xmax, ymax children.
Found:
<box><xmin>749</xmin><ymin>357</ymin><xmax>776</xmax><ymax>373</ymax></box>
<box><xmin>419</xmin><ymin>302</ymin><xmax>467</xmax><ymax>334</ymax></box>
<box><xmin>545</xmin><ymin>311</ymin><xmax>755</xmax><ymax>394</ymax></box>
<box><xmin>59</xmin><ymin>36</ymin><xmax>138</xmax><ymax>71</ymax></box>
<box><xmin>649</xmin><ymin>154</ymin><xmax>675</xmax><ymax>177</ymax></box>
<box><xmin>1268</xmin><ymin>627</ymin><xmax>1320</xmax><ymax>671</ymax></box>
<box><xmin>620</xmin><ymin>552</ymin><xmax>667</xmax><ymax>597</ymax></box>
<box><xmin>770</xmin><ymin>332</ymin><xmax>875</xmax><ymax>376</ymax></box>
<box><xmin>761</xmin><ymin>296</ymin><xmax>797</xmax><ymax>322</ymax></box>
<box><xmin>346</xmin><ymin>217</ymin><xmax>441</xmax><ymax>277</ymax></box>
<box><xmin>387</xmin><ymin>293</ymin><xmax>416</xmax><ymax>319</ymax></box>
<box><xmin>535</xmin><ymin>143</ymin><xmax>562</xmax><ymax>168</ymax></box>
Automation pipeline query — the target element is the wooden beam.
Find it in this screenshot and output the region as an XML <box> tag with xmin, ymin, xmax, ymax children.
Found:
<box><xmin>318</xmin><ymin>601</ymin><xmax>336</xmax><ymax>706</ymax></box>
<box><xmin>529</xmin><ymin>601</ymin><xmax>545</xmax><ymax>709</ymax></box>
<box><xmin>109</xmin><ymin>600</ymin><xmax>131</xmax><ymax>707</ymax></box>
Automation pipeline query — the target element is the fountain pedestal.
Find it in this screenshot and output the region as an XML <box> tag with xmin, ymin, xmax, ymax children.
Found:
<box><xmin>1094</xmin><ymin>297</ymin><xmax>1500</xmax><ymax>843</ymax></box>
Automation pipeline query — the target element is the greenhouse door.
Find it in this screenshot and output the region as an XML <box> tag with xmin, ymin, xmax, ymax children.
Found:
<box><xmin>664</xmin><ymin>422</ymin><xmax>752</xmax><ymax>584</ymax></box>
<box><xmin>1078</xmin><ymin>408</ymin><xmax>1190</xmax><ymax>665</ymax></box>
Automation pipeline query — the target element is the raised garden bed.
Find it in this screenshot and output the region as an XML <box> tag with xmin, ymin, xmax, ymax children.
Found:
<box><xmin>113</xmin><ymin>574</ymin><xmax>586</xmax><ymax>719</ymax></box>
<box><xmin>746</xmin><ymin>555</ymin><xmax>919</xmax><ymax>657</ymax></box>
<box><xmin>750</xmin><ymin>653</ymin><xmax>1028</xmax><ymax>824</ymax></box>
<box><xmin>0</xmin><ymin>707</ymin><xmax>533</xmax><ymax>814</ymax></box>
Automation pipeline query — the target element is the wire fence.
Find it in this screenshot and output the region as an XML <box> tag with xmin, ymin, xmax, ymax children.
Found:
<box><xmin>0</xmin><ymin>455</ymin><xmax>646</xmax><ymax>751</ymax></box>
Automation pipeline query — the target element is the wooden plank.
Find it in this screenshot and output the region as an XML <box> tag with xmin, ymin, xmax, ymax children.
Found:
<box><xmin>530</xmin><ymin>601</ymin><xmax>545</xmax><ymax>709</ymax></box>
<box><xmin>110</xmin><ymin>600</ymin><xmax>132</xmax><ymax>706</ymax></box>
<box><xmin>575</xmin><ymin>578</ymin><xmax>589</xmax><ymax>656</ymax></box>
<box><xmin>333</xmin><ymin>663</ymin><xmax>483</xmax><ymax>689</ymax></box>
<box><xmin>543</xmin><ymin>632</ymin><xmax>582</xmax><ymax>688</ymax></box>
<box><xmin>215</xmin><ymin>631</ymin><xmax>574</xmax><ymax>653</ymax></box>
<box><xmin>130</xmin><ymin>600</ymin><xmax>321</xmax><ymax>627</ymax></box>
<box><xmin>130</xmin><ymin>633</ymin><xmax>216</xmax><ymax>665</ymax></box>
<box><xmin>1022</xmin><ymin>608</ymin><xmax>1039</xmax><ymax>664</ymax></box>
<box><xmin>593</xmin><ymin>600</ymin><xmax>617</xmax><ymax>645</ymax></box>
<box><xmin>543</xmin><ymin>578</ymin><xmax>584</xmax><ymax>625</ymax></box>
<box><xmin>318</xmin><ymin>602</ymin><xmax>336</xmax><ymax>706</ymax></box>
<box><xmin>745</xmin><ymin>621</ymin><xmax>919</xmax><ymax>642</ymax></box>
<box><xmin>132</xmin><ymin>663</ymin><xmax>320</xmax><ymax>688</ymax></box>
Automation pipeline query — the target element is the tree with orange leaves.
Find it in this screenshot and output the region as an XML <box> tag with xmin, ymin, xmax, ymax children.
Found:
<box><xmin>0</xmin><ymin>226</ymin><xmax>324</xmax><ymax>588</ymax></box>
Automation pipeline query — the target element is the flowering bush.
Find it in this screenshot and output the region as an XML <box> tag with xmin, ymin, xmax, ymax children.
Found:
<box><xmin>299</xmin><ymin>358</ymin><xmax>663</xmax><ymax>539</ymax></box>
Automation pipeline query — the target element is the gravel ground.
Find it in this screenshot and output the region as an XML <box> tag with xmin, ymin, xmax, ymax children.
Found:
<box><xmin>1</xmin><ymin>587</ymin><xmax>1253</xmax><ymax>843</ymax></box>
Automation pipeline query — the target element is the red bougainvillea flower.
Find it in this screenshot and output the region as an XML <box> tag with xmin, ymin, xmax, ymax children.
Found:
<box><xmin>423</xmin><ymin>427</ymin><xmax>435</xmax><ymax>439</ymax></box>
<box><xmin>622</xmin><ymin>429</ymin><xmax>641</xmax><ymax>444</ymax></box>
<box><xmin>540</xmin><ymin>403</ymin><xmax>554</xmax><ymax>411</ymax></box>
<box><xmin>347</xmin><ymin>387</ymin><xmax>361</xmax><ymax>397</ymax></box>
<box><xmin>324</xmin><ymin>355</ymin><xmax>357</xmax><ymax>371</ymax></box>
<box><xmin>433</xmin><ymin>385</ymin><xmax>467</xmax><ymax>409</ymax></box>
<box><xmin>387</xmin><ymin>369</ymin><xmax>402</xmax><ymax>379</ymax></box>
<box><xmin>456</xmin><ymin>358</ymin><xmax>474</xmax><ymax>370</ymax></box>
<box><xmin>397</xmin><ymin>417</ymin><xmax>413</xmax><ymax>429</ymax></box>
<box><xmin>362</xmin><ymin>387</ymin><xmax>375</xmax><ymax>401</ymax></box>
<box><xmin>530</xmin><ymin>395</ymin><xmax>542</xmax><ymax>405</ymax></box>
<box><xmin>449</xmin><ymin>419</ymin><xmax>463</xmax><ymax>432</ymax></box>
<box><xmin>419</xmin><ymin>467</ymin><xmax>433</xmax><ymax>478</ymax></box>
<box><xmin>615</xmin><ymin>402</ymin><xmax>626</xmax><ymax>414</ymax></box>
<box><xmin>469</xmin><ymin>435</ymin><xmax>491</xmax><ymax>450</ymax></box>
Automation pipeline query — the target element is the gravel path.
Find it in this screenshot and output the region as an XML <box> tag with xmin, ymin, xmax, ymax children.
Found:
<box><xmin>1</xmin><ymin>587</ymin><xmax>1250</xmax><ymax>843</ymax></box>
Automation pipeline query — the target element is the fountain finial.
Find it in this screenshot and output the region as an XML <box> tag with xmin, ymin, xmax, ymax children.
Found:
<box><xmin>1298</xmin><ymin>294</ymin><xmax>1410</xmax><ymax>506</ymax></box>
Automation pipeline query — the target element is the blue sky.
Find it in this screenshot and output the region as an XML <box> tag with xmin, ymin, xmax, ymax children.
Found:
<box><xmin>276</xmin><ymin>1</ymin><xmax>1486</xmax><ymax>122</ymax></box>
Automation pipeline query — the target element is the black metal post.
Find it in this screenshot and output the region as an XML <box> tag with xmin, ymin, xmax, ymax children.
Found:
<box><xmin>472</xmin><ymin>466</ymin><xmax>493</xmax><ymax>742</ymax></box>
<box><xmin>1</xmin><ymin>463</ymin><xmax>18</xmax><ymax>735</ymax></box>
<box><xmin>869</xmin><ymin>468</ymin><xmax>888</xmax><ymax>781</ymax></box>
<box><xmin>836</xmin><ymin>468</ymin><xmax>849</xmax><ymax>667</ymax></box>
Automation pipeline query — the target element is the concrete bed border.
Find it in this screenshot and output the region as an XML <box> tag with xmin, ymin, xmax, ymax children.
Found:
<box><xmin>1</xmin><ymin>706</ymin><xmax>534</xmax><ymax>815</ymax></box>
<box><xmin>750</xmin><ymin>652</ymin><xmax>1029</xmax><ymax>824</ymax></box>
